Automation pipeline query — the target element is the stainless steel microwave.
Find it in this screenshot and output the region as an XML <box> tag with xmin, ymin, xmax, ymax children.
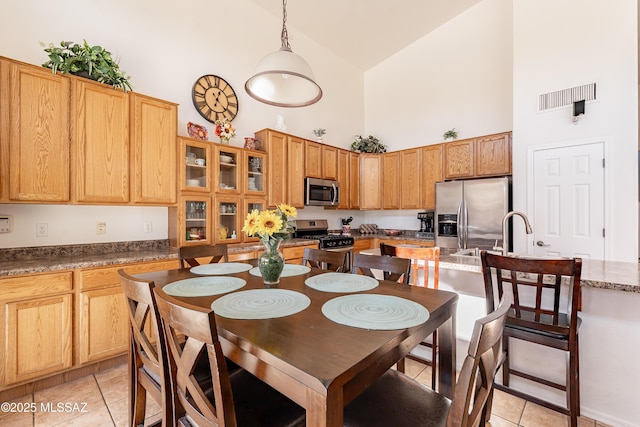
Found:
<box><xmin>304</xmin><ymin>177</ymin><xmax>340</xmax><ymax>206</ymax></box>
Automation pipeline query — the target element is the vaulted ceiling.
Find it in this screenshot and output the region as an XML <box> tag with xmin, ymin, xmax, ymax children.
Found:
<box><xmin>248</xmin><ymin>0</ymin><xmax>482</xmax><ymax>71</ymax></box>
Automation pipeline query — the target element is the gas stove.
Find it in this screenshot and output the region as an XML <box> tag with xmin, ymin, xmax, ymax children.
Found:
<box><xmin>294</xmin><ymin>219</ymin><xmax>355</xmax><ymax>249</ymax></box>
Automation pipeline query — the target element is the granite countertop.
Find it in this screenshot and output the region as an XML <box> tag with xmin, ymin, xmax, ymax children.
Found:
<box><xmin>2</xmin><ymin>237</ymin><xmax>639</xmax><ymax>294</ymax></box>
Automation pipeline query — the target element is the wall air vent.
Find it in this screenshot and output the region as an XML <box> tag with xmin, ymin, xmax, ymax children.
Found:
<box><xmin>538</xmin><ymin>83</ymin><xmax>596</xmax><ymax>111</ymax></box>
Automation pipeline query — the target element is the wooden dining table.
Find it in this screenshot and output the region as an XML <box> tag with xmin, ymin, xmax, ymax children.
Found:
<box><xmin>136</xmin><ymin>264</ymin><xmax>459</xmax><ymax>427</ymax></box>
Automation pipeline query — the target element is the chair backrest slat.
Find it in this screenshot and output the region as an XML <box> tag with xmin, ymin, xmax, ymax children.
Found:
<box><xmin>390</xmin><ymin>246</ymin><xmax>440</xmax><ymax>289</ymax></box>
<box><xmin>351</xmin><ymin>253</ymin><xmax>411</xmax><ymax>284</ymax></box>
<box><xmin>302</xmin><ymin>248</ymin><xmax>348</xmax><ymax>272</ymax></box>
<box><xmin>178</xmin><ymin>244</ymin><xmax>229</xmax><ymax>268</ymax></box>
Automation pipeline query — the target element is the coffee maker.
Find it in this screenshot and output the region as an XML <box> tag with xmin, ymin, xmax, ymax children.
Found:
<box><xmin>417</xmin><ymin>211</ymin><xmax>435</xmax><ymax>239</ymax></box>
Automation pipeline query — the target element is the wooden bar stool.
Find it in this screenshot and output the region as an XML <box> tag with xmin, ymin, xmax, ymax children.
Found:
<box><xmin>178</xmin><ymin>244</ymin><xmax>228</xmax><ymax>268</ymax></box>
<box><xmin>301</xmin><ymin>247</ymin><xmax>348</xmax><ymax>272</ymax></box>
<box><xmin>481</xmin><ymin>251</ymin><xmax>583</xmax><ymax>427</ymax></box>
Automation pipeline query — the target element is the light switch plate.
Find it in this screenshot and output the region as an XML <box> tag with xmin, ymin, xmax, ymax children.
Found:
<box><xmin>0</xmin><ymin>215</ymin><xmax>12</xmax><ymax>233</ymax></box>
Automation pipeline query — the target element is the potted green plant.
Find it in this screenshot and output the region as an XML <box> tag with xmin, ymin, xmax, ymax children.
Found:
<box><xmin>41</xmin><ymin>40</ymin><xmax>132</xmax><ymax>92</ymax></box>
<box><xmin>350</xmin><ymin>135</ymin><xmax>387</xmax><ymax>153</ymax></box>
<box><xmin>443</xmin><ymin>128</ymin><xmax>458</xmax><ymax>141</ymax></box>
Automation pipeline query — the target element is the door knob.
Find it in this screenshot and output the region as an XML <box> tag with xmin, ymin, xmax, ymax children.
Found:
<box><xmin>536</xmin><ymin>240</ymin><xmax>550</xmax><ymax>247</ymax></box>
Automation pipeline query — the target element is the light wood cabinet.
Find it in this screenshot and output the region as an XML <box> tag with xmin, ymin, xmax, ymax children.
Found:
<box><xmin>359</xmin><ymin>154</ymin><xmax>383</xmax><ymax>210</ymax></box>
<box><xmin>444</xmin><ymin>138</ymin><xmax>474</xmax><ymax>180</ymax></box>
<box><xmin>243</xmin><ymin>198</ymin><xmax>267</xmax><ymax>243</ymax></box>
<box><xmin>2</xmin><ymin>59</ymin><xmax>70</xmax><ymax>202</ymax></box>
<box><xmin>305</xmin><ymin>140</ymin><xmax>322</xmax><ymax>178</ymax></box>
<box><xmin>282</xmin><ymin>244</ymin><xmax>317</xmax><ymax>265</ymax></box>
<box><xmin>475</xmin><ymin>132</ymin><xmax>511</xmax><ymax>176</ymax></box>
<box><xmin>382</xmin><ymin>152</ymin><xmax>400</xmax><ymax>209</ymax></box>
<box><xmin>1</xmin><ymin>272</ymin><xmax>73</xmax><ymax>385</ymax></box>
<box><xmin>400</xmin><ymin>148</ymin><xmax>421</xmax><ymax>209</ymax></box>
<box><xmin>349</xmin><ymin>152</ymin><xmax>360</xmax><ymax>209</ymax></box>
<box><xmin>258</xmin><ymin>129</ymin><xmax>287</xmax><ymax>208</ymax></box>
<box><xmin>169</xmin><ymin>195</ymin><xmax>213</xmax><ymax>248</ymax></box>
<box><xmin>214</xmin><ymin>196</ymin><xmax>242</xmax><ymax>244</ymax></box>
<box><xmin>72</xmin><ymin>79</ymin><xmax>130</xmax><ymax>203</ymax></box>
<box><xmin>353</xmin><ymin>239</ymin><xmax>373</xmax><ymax>254</ymax></box>
<box><xmin>322</xmin><ymin>145</ymin><xmax>338</xmax><ymax>180</ymax></box>
<box><xmin>77</xmin><ymin>260</ymin><xmax>179</xmax><ymax>365</ymax></box>
<box><xmin>179</xmin><ymin>137</ymin><xmax>212</xmax><ymax>193</ymax></box>
<box><xmin>130</xmin><ymin>93</ymin><xmax>177</xmax><ymax>205</ymax></box>
<box><xmin>336</xmin><ymin>149</ymin><xmax>350</xmax><ymax>209</ymax></box>
<box><xmin>287</xmin><ymin>136</ymin><xmax>305</xmax><ymax>208</ymax></box>
<box><xmin>420</xmin><ymin>144</ymin><xmax>443</xmax><ymax>209</ymax></box>
<box><xmin>243</xmin><ymin>151</ymin><xmax>267</xmax><ymax>196</ymax></box>
<box><xmin>215</xmin><ymin>146</ymin><xmax>242</xmax><ymax>195</ymax></box>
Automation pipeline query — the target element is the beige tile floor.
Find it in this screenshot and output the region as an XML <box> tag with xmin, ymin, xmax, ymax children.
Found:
<box><xmin>0</xmin><ymin>360</ymin><xmax>611</xmax><ymax>427</ymax></box>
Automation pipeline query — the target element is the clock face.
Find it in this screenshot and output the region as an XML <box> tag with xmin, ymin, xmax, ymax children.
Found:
<box><xmin>192</xmin><ymin>75</ymin><xmax>238</xmax><ymax>123</ymax></box>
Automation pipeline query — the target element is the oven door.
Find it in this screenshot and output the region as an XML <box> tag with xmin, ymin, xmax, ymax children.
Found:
<box><xmin>305</xmin><ymin>177</ymin><xmax>340</xmax><ymax>206</ymax></box>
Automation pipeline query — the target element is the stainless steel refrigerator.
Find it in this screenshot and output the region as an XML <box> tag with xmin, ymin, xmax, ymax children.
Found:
<box><xmin>435</xmin><ymin>177</ymin><xmax>511</xmax><ymax>251</ymax></box>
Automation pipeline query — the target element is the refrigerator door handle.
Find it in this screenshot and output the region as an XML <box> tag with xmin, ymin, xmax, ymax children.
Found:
<box><xmin>457</xmin><ymin>202</ymin><xmax>464</xmax><ymax>249</ymax></box>
<box><xmin>463</xmin><ymin>201</ymin><xmax>469</xmax><ymax>248</ymax></box>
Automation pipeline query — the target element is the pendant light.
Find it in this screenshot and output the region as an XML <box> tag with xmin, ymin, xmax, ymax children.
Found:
<box><xmin>245</xmin><ymin>0</ymin><xmax>322</xmax><ymax>107</ymax></box>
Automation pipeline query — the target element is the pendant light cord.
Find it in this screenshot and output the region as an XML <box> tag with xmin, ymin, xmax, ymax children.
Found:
<box><xmin>280</xmin><ymin>0</ymin><xmax>291</xmax><ymax>50</ymax></box>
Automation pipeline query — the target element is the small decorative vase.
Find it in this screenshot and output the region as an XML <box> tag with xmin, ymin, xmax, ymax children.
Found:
<box><xmin>220</xmin><ymin>137</ymin><xmax>230</xmax><ymax>145</ymax></box>
<box><xmin>258</xmin><ymin>238</ymin><xmax>285</xmax><ymax>286</ymax></box>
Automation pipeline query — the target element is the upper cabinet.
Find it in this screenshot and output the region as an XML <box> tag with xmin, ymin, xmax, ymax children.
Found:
<box><xmin>420</xmin><ymin>144</ymin><xmax>443</xmax><ymax>210</ymax></box>
<box><xmin>359</xmin><ymin>154</ymin><xmax>383</xmax><ymax>210</ymax></box>
<box><xmin>349</xmin><ymin>152</ymin><xmax>360</xmax><ymax>209</ymax></box>
<box><xmin>382</xmin><ymin>152</ymin><xmax>400</xmax><ymax>209</ymax></box>
<box><xmin>336</xmin><ymin>149</ymin><xmax>350</xmax><ymax>209</ymax></box>
<box><xmin>443</xmin><ymin>132</ymin><xmax>511</xmax><ymax>180</ymax></box>
<box><xmin>305</xmin><ymin>140</ymin><xmax>322</xmax><ymax>178</ymax></box>
<box><xmin>400</xmin><ymin>148</ymin><xmax>421</xmax><ymax>209</ymax></box>
<box><xmin>130</xmin><ymin>93</ymin><xmax>177</xmax><ymax>205</ymax></box>
<box><xmin>287</xmin><ymin>136</ymin><xmax>305</xmax><ymax>208</ymax></box>
<box><xmin>179</xmin><ymin>137</ymin><xmax>212</xmax><ymax>193</ymax></box>
<box><xmin>1</xmin><ymin>59</ymin><xmax>70</xmax><ymax>203</ymax></box>
<box><xmin>322</xmin><ymin>145</ymin><xmax>338</xmax><ymax>180</ymax></box>
<box><xmin>257</xmin><ymin>129</ymin><xmax>287</xmax><ymax>208</ymax></box>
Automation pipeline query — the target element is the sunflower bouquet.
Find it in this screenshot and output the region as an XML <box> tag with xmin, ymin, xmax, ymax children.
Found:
<box><xmin>242</xmin><ymin>204</ymin><xmax>297</xmax><ymax>245</ymax></box>
<box><xmin>214</xmin><ymin>118</ymin><xmax>236</xmax><ymax>144</ymax></box>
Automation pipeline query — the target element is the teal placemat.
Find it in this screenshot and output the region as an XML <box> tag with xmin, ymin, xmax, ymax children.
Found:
<box><xmin>190</xmin><ymin>262</ymin><xmax>252</xmax><ymax>275</ymax></box>
<box><xmin>305</xmin><ymin>272</ymin><xmax>379</xmax><ymax>293</ymax></box>
<box><xmin>211</xmin><ymin>289</ymin><xmax>311</xmax><ymax>319</ymax></box>
<box><xmin>164</xmin><ymin>276</ymin><xmax>246</xmax><ymax>297</ymax></box>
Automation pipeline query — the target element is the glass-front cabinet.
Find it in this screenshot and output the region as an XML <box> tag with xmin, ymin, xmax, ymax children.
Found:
<box><xmin>173</xmin><ymin>195</ymin><xmax>212</xmax><ymax>247</ymax></box>
<box><xmin>214</xmin><ymin>196</ymin><xmax>241</xmax><ymax>244</ymax></box>
<box><xmin>243</xmin><ymin>198</ymin><xmax>267</xmax><ymax>243</ymax></box>
<box><xmin>244</xmin><ymin>151</ymin><xmax>266</xmax><ymax>195</ymax></box>
<box><xmin>215</xmin><ymin>146</ymin><xmax>241</xmax><ymax>194</ymax></box>
<box><xmin>179</xmin><ymin>137</ymin><xmax>211</xmax><ymax>193</ymax></box>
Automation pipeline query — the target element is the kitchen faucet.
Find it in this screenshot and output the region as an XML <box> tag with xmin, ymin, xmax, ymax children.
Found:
<box><xmin>495</xmin><ymin>211</ymin><xmax>533</xmax><ymax>256</ymax></box>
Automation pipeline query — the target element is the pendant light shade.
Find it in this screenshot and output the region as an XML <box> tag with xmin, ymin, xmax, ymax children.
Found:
<box><xmin>245</xmin><ymin>0</ymin><xmax>322</xmax><ymax>107</ymax></box>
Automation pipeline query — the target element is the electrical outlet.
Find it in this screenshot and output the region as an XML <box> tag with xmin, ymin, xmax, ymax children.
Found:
<box><xmin>96</xmin><ymin>221</ymin><xmax>106</xmax><ymax>234</ymax></box>
<box><xmin>144</xmin><ymin>220</ymin><xmax>153</xmax><ymax>233</ymax></box>
<box><xmin>36</xmin><ymin>223</ymin><xmax>48</xmax><ymax>237</ymax></box>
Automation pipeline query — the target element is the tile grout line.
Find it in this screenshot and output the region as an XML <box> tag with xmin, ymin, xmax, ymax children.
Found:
<box><xmin>92</xmin><ymin>373</ymin><xmax>117</xmax><ymax>427</ymax></box>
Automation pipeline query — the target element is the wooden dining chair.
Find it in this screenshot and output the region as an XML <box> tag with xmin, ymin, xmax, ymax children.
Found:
<box><xmin>118</xmin><ymin>269</ymin><xmax>174</xmax><ymax>427</ymax></box>
<box><xmin>178</xmin><ymin>244</ymin><xmax>229</xmax><ymax>268</ymax></box>
<box><xmin>343</xmin><ymin>293</ymin><xmax>513</xmax><ymax>427</ymax></box>
<box><xmin>481</xmin><ymin>251</ymin><xmax>583</xmax><ymax>427</ymax></box>
<box><xmin>301</xmin><ymin>247</ymin><xmax>348</xmax><ymax>272</ymax></box>
<box><xmin>154</xmin><ymin>292</ymin><xmax>306</xmax><ymax>427</ymax></box>
<box><xmin>390</xmin><ymin>245</ymin><xmax>441</xmax><ymax>388</ymax></box>
<box><xmin>351</xmin><ymin>253</ymin><xmax>411</xmax><ymax>284</ymax></box>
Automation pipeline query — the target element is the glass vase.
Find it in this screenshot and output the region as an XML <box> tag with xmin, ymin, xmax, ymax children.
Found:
<box><xmin>258</xmin><ymin>238</ymin><xmax>285</xmax><ymax>286</ymax></box>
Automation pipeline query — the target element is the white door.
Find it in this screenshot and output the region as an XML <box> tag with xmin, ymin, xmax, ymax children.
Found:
<box><xmin>532</xmin><ymin>142</ymin><xmax>605</xmax><ymax>259</ymax></box>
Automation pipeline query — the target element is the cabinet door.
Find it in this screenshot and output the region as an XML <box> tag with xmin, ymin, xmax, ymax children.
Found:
<box><xmin>78</xmin><ymin>287</ymin><xmax>128</xmax><ymax>364</ymax></box>
<box><xmin>215</xmin><ymin>196</ymin><xmax>241</xmax><ymax>244</ymax></box>
<box><xmin>6</xmin><ymin>61</ymin><xmax>70</xmax><ymax>202</ymax></box>
<box><xmin>5</xmin><ymin>294</ymin><xmax>73</xmax><ymax>384</ymax></box>
<box><xmin>382</xmin><ymin>152</ymin><xmax>400</xmax><ymax>209</ymax></box>
<box><xmin>444</xmin><ymin>139</ymin><xmax>474</xmax><ymax>180</ymax></box>
<box><xmin>180</xmin><ymin>137</ymin><xmax>211</xmax><ymax>192</ymax></box>
<box><xmin>322</xmin><ymin>145</ymin><xmax>338</xmax><ymax>180</ymax></box>
<box><xmin>72</xmin><ymin>80</ymin><xmax>129</xmax><ymax>203</ymax></box>
<box><xmin>359</xmin><ymin>155</ymin><xmax>383</xmax><ymax>210</ymax></box>
<box><xmin>215</xmin><ymin>145</ymin><xmax>241</xmax><ymax>194</ymax></box>
<box><xmin>349</xmin><ymin>152</ymin><xmax>360</xmax><ymax>209</ymax></box>
<box><xmin>475</xmin><ymin>132</ymin><xmax>511</xmax><ymax>176</ymax></box>
<box><xmin>287</xmin><ymin>136</ymin><xmax>305</xmax><ymax>208</ymax></box>
<box><xmin>244</xmin><ymin>151</ymin><xmax>266</xmax><ymax>196</ymax></box>
<box><xmin>420</xmin><ymin>144</ymin><xmax>443</xmax><ymax>210</ymax></box>
<box><xmin>130</xmin><ymin>93</ymin><xmax>177</xmax><ymax>204</ymax></box>
<box><xmin>171</xmin><ymin>195</ymin><xmax>212</xmax><ymax>247</ymax></box>
<box><xmin>259</xmin><ymin>130</ymin><xmax>287</xmax><ymax>208</ymax></box>
<box><xmin>243</xmin><ymin>198</ymin><xmax>267</xmax><ymax>242</ymax></box>
<box><xmin>400</xmin><ymin>148</ymin><xmax>421</xmax><ymax>209</ymax></box>
<box><xmin>336</xmin><ymin>149</ymin><xmax>350</xmax><ymax>209</ymax></box>
<box><xmin>305</xmin><ymin>140</ymin><xmax>322</xmax><ymax>178</ymax></box>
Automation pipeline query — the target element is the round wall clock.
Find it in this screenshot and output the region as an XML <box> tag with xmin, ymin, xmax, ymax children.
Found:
<box><xmin>192</xmin><ymin>74</ymin><xmax>238</xmax><ymax>123</ymax></box>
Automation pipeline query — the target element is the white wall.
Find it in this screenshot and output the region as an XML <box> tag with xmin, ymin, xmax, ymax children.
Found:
<box><xmin>0</xmin><ymin>0</ymin><xmax>364</xmax><ymax>248</ymax></box>
<box><xmin>512</xmin><ymin>0</ymin><xmax>639</xmax><ymax>261</ymax></box>
<box><xmin>363</xmin><ymin>0</ymin><xmax>513</xmax><ymax>150</ymax></box>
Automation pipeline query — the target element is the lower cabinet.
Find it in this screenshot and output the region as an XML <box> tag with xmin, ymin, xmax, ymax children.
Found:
<box><xmin>283</xmin><ymin>244</ymin><xmax>317</xmax><ymax>265</ymax></box>
<box><xmin>1</xmin><ymin>272</ymin><xmax>73</xmax><ymax>386</ymax></box>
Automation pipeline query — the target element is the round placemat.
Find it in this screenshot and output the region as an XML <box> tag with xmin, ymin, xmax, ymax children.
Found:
<box><xmin>190</xmin><ymin>262</ymin><xmax>253</xmax><ymax>275</ymax></box>
<box><xmin>249</xmin><ymin>264</ymin><xmax>311</xmax><ymax>278</ymax></box>
<box><xmin>211</xmin><ymin>289</ymin><xmax>311</xmax><ymax>319</ymax></box>
<box><xmin>305</xmin><ymin>272</ymin><xmax>379</xmax><ymax>293</ymax></box>
<box><xmin>322</xmin><ymin>294</ymin><xmax>429</xmax><ymax>330</ymax></box>
<box><xmin>163</xmin><ymin>277</ymin><xmax>246</xmax><ymax>297</ymax></box>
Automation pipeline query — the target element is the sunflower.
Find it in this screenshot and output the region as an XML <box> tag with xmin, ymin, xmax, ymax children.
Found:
<box><xmin>277</xmin><ymin>203</ymin><xmax>297</xmax><ymax>218</ymax></box>
<box><xmin>241</xmin><ymin>209</ymin><xmax>261</xmax><ymax>236</ymax></box>
<box><xmin>255</xmin><ymin>210</ymin><xmax>284</xmax><ymax>237</ymax></box>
